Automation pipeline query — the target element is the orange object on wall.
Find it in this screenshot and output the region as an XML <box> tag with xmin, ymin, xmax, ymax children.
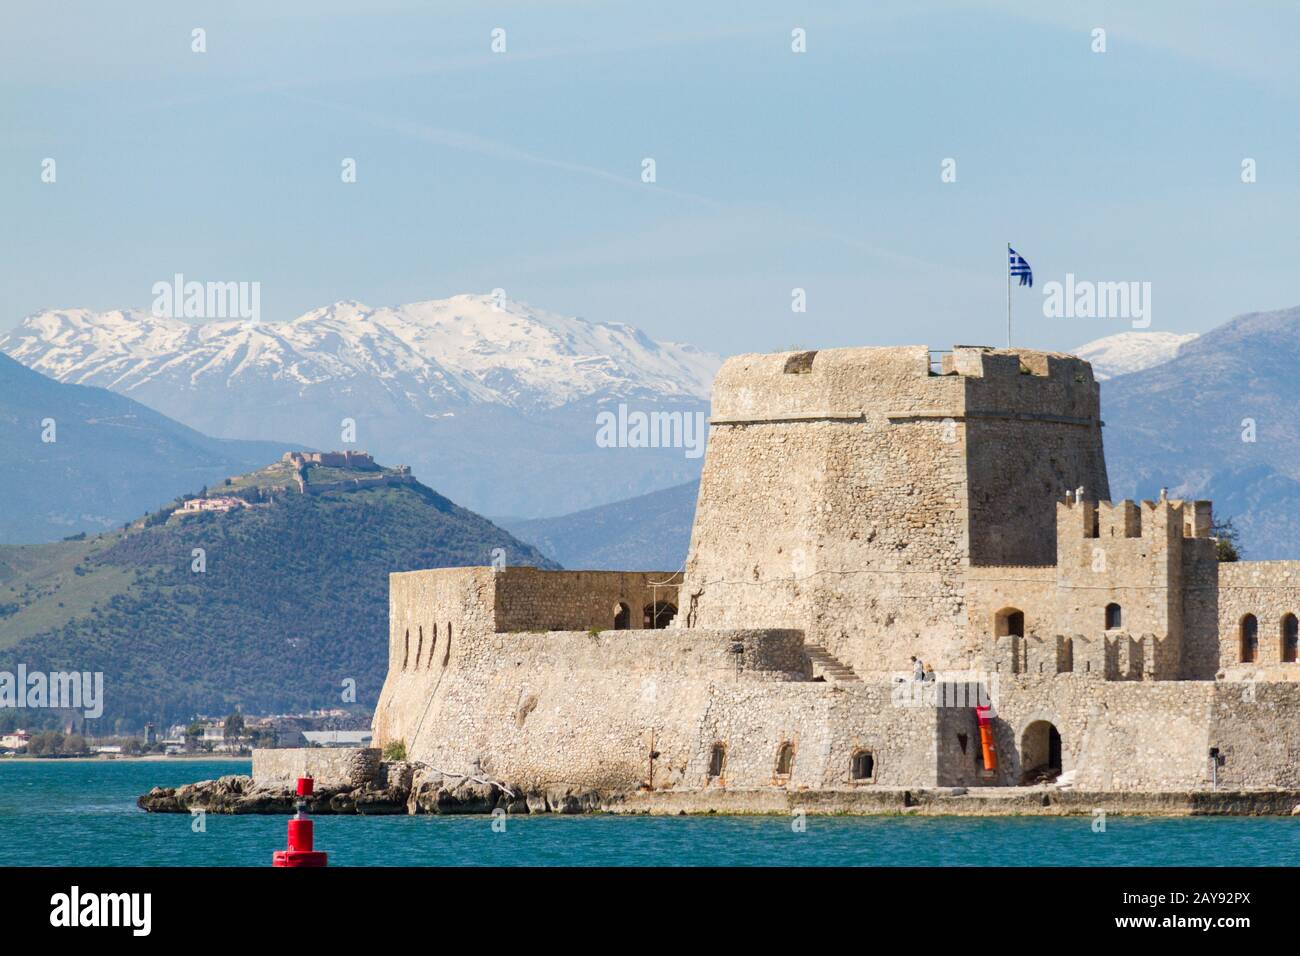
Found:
<box><xmin>976</xmin><ymin>705</ymin><xmax>998</xmax><ymax>771</ymax></box>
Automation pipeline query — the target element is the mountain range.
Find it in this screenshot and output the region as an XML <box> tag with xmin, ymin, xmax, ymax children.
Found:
<box><xmin>1101</xmin><ymin>307</ymin><xmax>1300</xmax><ymax>559</ymax></box>
<box><xmin>7</xmin><ymin>294</ymin><xmax>1300</xmax><ymax>564</ymax></box>
<box><xmin>0</xmin><ymin>295</ymin><xmax>719</xmax><ymax>520</ymax></box>
<box><xmin>1073</xmin><ymin>330</ymin><xmax>1199</xmax><ymax>380</ymax></box>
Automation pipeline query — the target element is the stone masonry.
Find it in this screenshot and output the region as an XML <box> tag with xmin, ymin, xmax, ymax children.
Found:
<box><xmin>364</xmin><ymin>345</ymin><xmax>1300</xmax><ymax>798</ymax></box>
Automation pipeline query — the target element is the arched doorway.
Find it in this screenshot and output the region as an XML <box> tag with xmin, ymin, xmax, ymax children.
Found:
<box><xmin>644</xmin><ymin>601</ymin><xmax>677</xmax><ymax>629</ymax></box>
<box><xmin>1020</xmin><ymin>720</ymin><xmax>1062</xmax><ymax>785</ymax></box>
<box><xmin>613</xmin><ymin>602</ymin><xmax>631</xmax><ymax>630</ymax></box>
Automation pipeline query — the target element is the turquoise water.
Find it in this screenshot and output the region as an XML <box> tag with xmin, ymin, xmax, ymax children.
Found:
<box><xmin>1</xmin><ymin>759</ymin><xmax>1296</xmax><ymax>866</ymax></box>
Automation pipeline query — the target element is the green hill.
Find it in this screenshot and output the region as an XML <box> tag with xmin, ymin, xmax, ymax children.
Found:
<box><xmin>0</xmin><ymin>466</ymin><xmax>556</xmax><ymax>726</ymax></box>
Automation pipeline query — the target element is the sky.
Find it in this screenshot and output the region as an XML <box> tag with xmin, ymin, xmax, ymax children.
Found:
<box><xmin>2</xmin><ymin>0</ymin><xmax>1299</xmax><ymax>356</ymax></box>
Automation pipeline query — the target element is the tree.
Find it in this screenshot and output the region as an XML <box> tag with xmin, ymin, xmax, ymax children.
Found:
<box><xmin>27</xmin><ymin>731</ymin><xmax>64</xmax><ymax>756</ymax></box>
<box><xmin>1212</xmin><ymin>516</ymin><xmax>1241</xmax><ymax>562</ymax></box>
<box><xmin>223</xmin><ymin>711</ymin><xmax>245</xmax><ymax>744</ymax></box>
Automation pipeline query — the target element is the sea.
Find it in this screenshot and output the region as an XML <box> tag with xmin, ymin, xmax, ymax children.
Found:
<box><xmin>1</xmin><ymin>759</ymin><xmax>1296</xmax><ymax>867</ymax></box>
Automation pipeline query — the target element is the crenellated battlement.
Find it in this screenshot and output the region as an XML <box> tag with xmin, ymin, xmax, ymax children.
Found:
<box><xmin>709</xmin><ymin>345</ymin><xmax>1101</xmax><ymax>425</ymax></box>
<box><xmin>1057</xmin><ymin>495</ymin><xmax>1213</xmax><ymax>542</ymax></box>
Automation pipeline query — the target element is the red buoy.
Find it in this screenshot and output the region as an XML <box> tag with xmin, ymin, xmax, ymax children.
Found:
<box><xmin>272</xmin><ymin>776</ymin><xmax>328</xmax><ymax>867</ymax></box>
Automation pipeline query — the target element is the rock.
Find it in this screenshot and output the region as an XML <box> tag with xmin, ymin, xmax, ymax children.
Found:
<box><xmin>141</xmin><ymin>762</ymin><xmax>534</xmax><ymax>816</ymax></box>
<box><xmin>354</xmin><ymin>784</ymin><xmax>409</xmax><ymax>815</ymax></box>
<box><xmin>544</xmin><ymin>785</ymin><xmax>602</xmax><ymax>814</ymax></box>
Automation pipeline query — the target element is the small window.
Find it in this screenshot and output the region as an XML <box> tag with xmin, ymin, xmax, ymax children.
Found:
<box><xmin>708</xmin><ymin>743</ymin><xmax>726</xmax><ymax>779</ymax></box>
<box><xmin>851</xmin><ymin>750</ymin><xmax>875</xmax><ymax>781</ymax></box>
<box><xmin>402</xmin><ymin>629</ymin><xmax>410</xmax><ymax>670</ymax></box>
<box><xmin>428</xmin><ymin>623</ymin><xmax>437</xmax><ymax>668</ymax></box>
<box><xmin>1105</xmin><ymin>603</ymin><xmax>1122</xmax><ymax>630</ymax></box>
<box><xmin>415</xmin><ymin>626</ymin><xmax>424</xmax><ymax>667</ymax></box>
<box><xmin>775</xmin><ymin>742</ymin><xmax>794</xmax><ymax>777</ymax></box>
<box><xmin>613</xmin><ymin>602</ymin><xmax>631</xmax><ymax>630</ymax></box>
<box><xmin>994</xmin><ymin>608</ymin><xmax>1025</xmax><ymax>638</ymax></box>
<box><xmin>1283</xmin><ymin>614</ymin><xmax>1298</xmax><ymax>664</ymax></box>
<box><xmin>1240</xmin><ymin>614</ymin><xmax>1259</xmax><ymax>663</ymax></box>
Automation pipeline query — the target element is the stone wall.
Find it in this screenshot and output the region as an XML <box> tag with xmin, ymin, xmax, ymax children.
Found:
<box><xmin>1218</xmin><ymin>561</ymin><xmax>1300</xmax><ymax>671</ymax></box>
<box><xmin>933</xmin><ymin>677</ymin><xmax>1300</xmax><ymax>790</ymax></box>
<box><xmin>680</xmin><ymin>346</ymin><xmax>1108</xmax><ymax>679</ymax></box>
<box><xmin>957</xmin><ymin>349</ymin><xmax>1108</xmax><ymax>567</ymax></box>
<box><xmin>369</xmin><ymin>344</ymin><xmax>1300</xmax><ymax>799</ymax></box>
<box><xmin>493</xmin><ymin>567</ymin><xmax>679</xmax><ymax>633</ymax></box>
<box><xmin>387</xmin><ymin>661</ymin><xmax>940</xmax><ymax>792</ymax></box>
<box><xmin>252</xmin><ymin>747</ymin><xmax>381</xmax><ymax>787</ymax></box>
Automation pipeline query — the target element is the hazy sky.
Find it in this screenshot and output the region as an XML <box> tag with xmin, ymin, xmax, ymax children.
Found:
<box><xmin>2</xmin><ymin>0</ymin><xmax>1298</xmax><ymax>356</ymax></box>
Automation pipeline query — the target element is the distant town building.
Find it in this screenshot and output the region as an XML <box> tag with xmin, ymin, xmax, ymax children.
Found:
<box><xmin>179</xmin><ymin>496</ymin><xmax>248</xmax><ymax>514</ymax></box>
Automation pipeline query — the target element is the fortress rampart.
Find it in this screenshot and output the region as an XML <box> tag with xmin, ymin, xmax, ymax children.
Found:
<box><xmin>368</xmin><ymin>344</ymin><xmax>1300</xmax><ymax>803</ymax></box>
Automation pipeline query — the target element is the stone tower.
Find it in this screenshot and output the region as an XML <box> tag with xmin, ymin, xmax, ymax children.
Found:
<box><xmin>678</xmin><ymin>345</ymin><xmax>1109</xmax><ymax>676</ymax></box>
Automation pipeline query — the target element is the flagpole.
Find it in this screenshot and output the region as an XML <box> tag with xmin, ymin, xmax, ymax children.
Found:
<box><xmin>1006</xmin><ymin>242</ymin><xmax>1011</xmax><ymax>347</ymax></box>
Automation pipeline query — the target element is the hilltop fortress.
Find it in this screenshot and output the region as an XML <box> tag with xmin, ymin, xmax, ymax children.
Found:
<box><xmin>366</xmin><ymin>346</ymin><xmax>1300</xmax><ymax>805</ymax></box>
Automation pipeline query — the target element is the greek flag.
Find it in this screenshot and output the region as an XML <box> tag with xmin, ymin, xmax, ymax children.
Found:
<box><xmin>1008</xmin><ymin>246</ymin><xmax>1033</xmax><ymax>287</ymax></box>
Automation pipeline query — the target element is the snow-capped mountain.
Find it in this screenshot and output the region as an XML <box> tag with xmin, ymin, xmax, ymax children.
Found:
<box><xmin>0</xmin><ymin>295</ymin><xmax>720</xmax><ymax>520</ymax></box>
<box><xmin>3</xmin><ymin>294</ymin><xmax>717</xmax><ymax>411</ymax></box>
<box><xmin>1073</xmin><ymin>330</ymin><xmax>1198</xmax><ymax>380</ymax></box>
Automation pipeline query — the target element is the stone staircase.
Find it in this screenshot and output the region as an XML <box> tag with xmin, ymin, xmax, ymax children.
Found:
<box><xmin>805</xmin><ymin>644</ymin><xmax>862</xmax><ymax>683</ymax></box>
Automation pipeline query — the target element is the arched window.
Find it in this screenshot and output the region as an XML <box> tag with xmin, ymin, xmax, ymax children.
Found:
<box><xmin>775</xmin><ymin>742</ymin><xmax>794</xmax><ymax>777</ymax></box>
<box><xmin>644</xmin><ymin>602</ymin><xmax>677</xmax><ymax>630</ymax></box>
<box><xmin>613</xmin><ymin>602</ymin><xmax>631</xmax><ymax>630</ymax></box>
<box><xmin>851</xmin><ymin>750</ymin><xmax>875</xmax><ymax>781</ymax></box>
<box><xmin>994</xmin><ymin>608</ymin><xmax>1025</xmax><ymax>638</ymax></box>
<box><xmin>1282</xmin><ymin>614</ymin><xmax>1298</xmax><ymax>664</ymax></box>
<box><xmin>707</xmin><ymin>743</ymin><xmax>726</xmax><ymax>779</ymax></box>
<box><xmin>1240</xmin><ymin>614</ymin><xmax>1259</xmax><ymax>663</ymax></box>
<box><xmin>1104</xmin><ymin>603</ymin><xmax>1122</xmax><ymax>630</ymax></box>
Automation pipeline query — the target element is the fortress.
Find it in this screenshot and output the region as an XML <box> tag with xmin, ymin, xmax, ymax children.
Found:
<box><xmin>370</xmin><ymin>346</ymin><xmax>1300</xmax><ymax>801</ymax></box>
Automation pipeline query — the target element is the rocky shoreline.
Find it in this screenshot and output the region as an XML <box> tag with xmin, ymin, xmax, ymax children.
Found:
<box><xmin>137</xmin><ymin>763</ymin><xmax>604</xmax><ymax>816</ymax></box>
<box><xmin>138</xmin><ymin>762</ymin><xmax>1300</xmax><ymax>817</ymax></box>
